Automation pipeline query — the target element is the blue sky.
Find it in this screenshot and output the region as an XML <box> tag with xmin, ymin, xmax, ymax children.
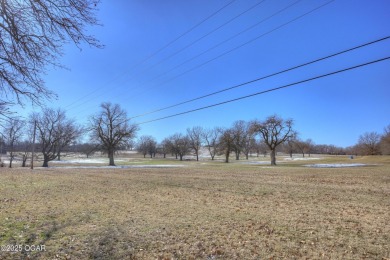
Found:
<box><xmin>19</xmin><ymin>0</ymin><xmax>390</xmax><ymax>147</ymax></box>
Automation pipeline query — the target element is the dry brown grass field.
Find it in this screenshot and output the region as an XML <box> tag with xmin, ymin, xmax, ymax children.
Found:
<box><xmin>0</xmin><ymin>155</ymin><xmax>389</xmax><ymax>259</ymax></box>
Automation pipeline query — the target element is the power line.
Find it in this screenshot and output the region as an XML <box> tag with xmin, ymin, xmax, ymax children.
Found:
<box><xmin>130</xmin><ymin>36</ymin><xmax>389</xmax><ymax>118</ymax></box>
<box><xmin>65</xmin><ymin>0</ymin><xmax>237</xmax><ymax>110</ymax></box>
<box><xmin>67</xmin><ymin>1</ymin><xmax>267</xmax><ymax>112</ymax></box>
<box><xmin>128</xmin><ymin>32</ymin><xmax>390</xmax><ymax>120</ymax></box>
<box><xmin>134</xmin><ymin>0</ymin><xmax>268</xmax><ymax>78</ymax></box>
<box><xmin>140</xmin><ymin>0</ymin><xmax>237</xmax><ymax>63</ymax></box>
<box><xmin>146</xmin><ymin>0</ymin><xmax>302</xmax><ymax>85</ymax></box>
<box><xmin>126</xmin><ymin>0</ymin><xmax>335</xmax><ymax>101</ymax></box>
<box><xmin>66</xmin><ymin>0</ymin><xmax>322</xmax><ymax>109</ymax></box>
<box><xmin>135</xmin><ymin>56</ymin><xmax>390</xmax><ymax>125</ymax></box>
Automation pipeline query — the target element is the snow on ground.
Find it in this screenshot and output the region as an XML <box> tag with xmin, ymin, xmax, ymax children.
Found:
<box><xmin>50</xmin><ymin>158</ymin><xmax>108</xmax><ymax>164</ymax></box>
<box><xmin>47</xmin><ymin>165</ymin><xmax>185</xmax><ymax>169</ymax></box>
<box><xmin>304</xmin><ymin>163</ymin><xmax>368</xmax><ymax>168</ymax></box>
<box><xmin>117</xmin><ymin>150</ymin><xmax>138</xmax><ymax>154</ymax></box>
<box><xmin>283</xmin><ymin>157</ymin><xmax>322</xmax><ymax>161</ymax></box>
<box><xmin>241</xmin><ymin>161</ymin><xmax>275</xmax><ymax>165</ymax></box>
<box><xmin>49</xmin><ymin>158</ymin><xmax>135</xmax><ymax>164</ymax></box>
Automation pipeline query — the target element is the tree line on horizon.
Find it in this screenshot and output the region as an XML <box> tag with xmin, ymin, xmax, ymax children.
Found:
<box><xmin>1</xmin><ymin>103</ymin><xmax>389</xmax><ymax>168</ymax></box>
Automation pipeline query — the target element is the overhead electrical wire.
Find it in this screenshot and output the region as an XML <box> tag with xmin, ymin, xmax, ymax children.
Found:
<box><xmin>65</xmin><ymin>0</ymin><xmax>237</xmax><ymax>109</ymax></box>
<box><xmin>134</xmin><ymin>0</ymin><xmax>268</xmax><ymax>77</ymax></box>
<box><xmin>66</xmin><ymin>0</ymin><xmax>324</xmax><ymax>112</ymax></box>
<box><xmin>135</xmin><ymin>57</ymin><xmax>390</xmax><ymax>125</ymax></box>
<box><xmin>128</xmin><ymin>36</ymin><xmax>390</xmax><ymax>119</ymax></box>
<box><xmin>138</xmin><ymin>0</ymin><xmax>237</xmax><ymax>63</ymax></box>
<box><xmin>66</xmin><ymin>0</ymin><xmax>269</xmax><ymax>112</ymax></box>
<box><xmin>146</xmin><ymin>0</ymin><xmax>302</xmax><ymax>85</ymax></box>
<box><xmin>125</xmin><ymin>0</ymin><xmax>335</xmax><ymax>102</ymax></box>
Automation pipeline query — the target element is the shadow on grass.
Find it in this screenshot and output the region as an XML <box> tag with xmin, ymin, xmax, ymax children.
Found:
<box><xmin>87</xmin><ymin>225</ymin><xmax>137</xmax><ymax>260</ymax></box>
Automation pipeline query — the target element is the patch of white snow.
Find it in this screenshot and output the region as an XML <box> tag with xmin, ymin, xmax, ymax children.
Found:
<box><xmin>304</xmin><ymin>163</ymin><xmax>367</xmax><ymax>168</ymax></box>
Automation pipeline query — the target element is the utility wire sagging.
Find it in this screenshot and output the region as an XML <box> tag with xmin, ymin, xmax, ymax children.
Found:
<box><xmin>135</xmin><ymin>56</ymin><xmax>390</xmax><ymax>125</ymax></box>
<box><xmin>129</xmin><ymin>36</ymin><xmax>390</xmax><ymax>120</ymax></box>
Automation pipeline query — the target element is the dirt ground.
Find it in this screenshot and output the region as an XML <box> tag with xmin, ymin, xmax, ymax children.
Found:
<box><xmin>0</xmin><ymin>156</ymin><xmax>389</xmax><ymax>259</ymax></box>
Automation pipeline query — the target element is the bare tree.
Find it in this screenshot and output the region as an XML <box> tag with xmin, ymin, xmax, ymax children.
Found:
<box><xmin>252</xmin><ymin>115</ymin><xmax>294</xmax><ymax>166</ymax></box>
<box><xmin>187</xmin><ymin>126</ymin><xmax>203</xmax><ymax>161</ymax></box>
<box><xmin>15</xmin><ymin>122</ymin><xmax>35</xmax><ymax>167</ymax></box>
<box><xmin>170</xmin><ymin>133</ymin><xmax>190</xmax><ymax>161</ymax></box>
<box><xmin>294</xmin><ymin>138</ymin><xmax>313</xmax><ymax>158</ymax></box>
<box><xmin>89</xmin><ymin>102</ymin><xmax>139</xmax><ymax>166</ymax></box>
<box><xmin>283</xmin><ymin>134</ymin><xmax>297</xmax><ymax>158</ymax></box>
<box><xmin>33</xmin><ymin>108</ymin><xmax>82</xmax><ymax>167</ymax></box>
<box><xmin>230</xmin><ymin>120</ymin><xmax>246</xmax><ymax>160</ymax></box>
<box><xmin>305</xmin><ymin>139</ymin><xmax>314</xmax><ymax>157</ymax></box>
<box><xmin>218</xmin><ymin>128</ymin><xmax>236</xmax><ymax>163</ymax></box>
<box><xmin>126</xmin><ymin>139</ymin><xmax>136</xmax><ymax>151</ymax></box>
<box><xmin>56</xmin><ymin>127</ymin><xmax>84</xmax><ymax>161</ymax></box>
<box><xmin>16</xmin><ymin>140</ymin><xmax>31</xmax><ymax>167</ymax></box>
<box><xmin>202</xmin><ymin>127</ymin><xmax>221</xmax><ymax>160</ymax></box>
<box><xmin>148</xmin><ymin>140</ymin><xmax>157</xmax><ymax>158</ymax></box>
<box><xmin>228</xmin><ymin>120</ymin><xmax>257</xmax><ymax>160</ymax></box>
<box><xmin>357</xmin><ymin>132</ymin><xmax>381</xmax><ymax>155</ymax></box>
<box><xmin>3</xmin><ymin>118</ymin><xmax>24</xmax><ymax>167</ymax></box>
<box><xmin>158</xmin><ymin>138</ymin><xmax>171</xmax><ymax>158</ymax></box>
<box><xmin>0</xmin><ymin>0</ymin><xmax>102</xmax><ymax>111</ymax></box>
<box><xmin>137</xmin><ymin>136</ymin><xmax>149</xmax><ymax>158</ymax></box>
<box><xmin>253</xmin><ymin>138</ymin><xmax>268</xmax><ymax>157</ymax></box>
<box><xmin>312</xmin><ymin>144</ymin><xmax>344</xmax><ymax>155</ymax></box>
<box><xmin>240</xmin><ymin>122</ymin><xmax>256</xmax><ymax>160</ymax></box>
<box><xmin>137</xmin><ymin>135</ymin><xmax>157</xmax><ymax>158</ymax></box>
<box><xmin>77</xmin><ymin>142</ymin><xmax>99</xmax><ymax>158</ymax></box>
<box><xmin>166</xmin><ymin>135</ymin><xmax>178</xmax><ymax>159</ymax></box>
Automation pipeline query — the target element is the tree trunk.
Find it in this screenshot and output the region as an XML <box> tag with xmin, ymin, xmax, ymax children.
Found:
<box><xmin>42</xmin><ymin>157</ymin><xmax>49</xmax><ymax>167</ymax></box>
<box><xmin>8</xmin><ymin>153</ymin><xmax>13</xmax><ymax>168</ymax></box>
<box><xmin>196</xmin><ymin>153</ymin><xmax>199</xmax><ymax>161</ymax></box>
<box><xmin>270</xmin><ymin>149</ymin><xmax>276</xmax><ymax>166</ymax></box>
<box><xmin>225</xmin><ymin>149</ymin><xmax>230</xmax><ymax>163</ymax></box>
<box><xmin>179</xmin><ymin>154</ymin><xmax>183</xmax><ymax>161</ymax></box>
<box><xmin>163</xmin><ymin>153</ymin><xmax>166</xmax><ymax>158</ymax></box>
<box><xmin>22</xmin><ymin>155</ymin><xmax>27</xmax><ymax>167</ymax></box>
<box><xmin>235</xmin><ymin>151</ymin><xmax>240</xmax><ymax>160</ymax></box>
<box><xmin>108</xmin><ymin>150</ymin><xmax>115</xmax><ymax>166</ymax></box>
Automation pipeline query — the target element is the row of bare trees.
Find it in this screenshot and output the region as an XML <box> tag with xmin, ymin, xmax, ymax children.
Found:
<box><xmin>0</xmin><ymin>109</ymin><xmax>83</xmax><ymax>168</ymax></box>
<box><xmin>346</xmin><ymin>126</ymin><xmax>390</xmax><ymax>156</ymax></box>
<box><xmin>136</xmin><ymin>115</ymin><xmax>295</xmax><ymax>165</ymax></box>
<box><xmin>0</xmin><ymin>102</ymin><xmax>138</xmax><ymax>167</ymax></box>
<box><xmin>2</xmin><ymin>101</ymin><xmax>389</xmax><ymax>168</ymax></box>
<box><xmin>135</xmin><ymin>122</ymin><xmax>390</xmax><ymax>164</ymax></box>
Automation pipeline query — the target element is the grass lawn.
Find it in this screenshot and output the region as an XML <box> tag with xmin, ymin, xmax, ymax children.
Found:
<box><xmin>0</xmin><ymin>155</ymin><xmax>389</xmax><ymax>259</ymax></box>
